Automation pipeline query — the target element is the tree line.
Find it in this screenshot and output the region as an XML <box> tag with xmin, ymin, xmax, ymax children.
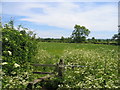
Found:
<box><xmin>36</xmin><ymin>24</ymin><xmax>119</xmax><ymax>45</ymax></box>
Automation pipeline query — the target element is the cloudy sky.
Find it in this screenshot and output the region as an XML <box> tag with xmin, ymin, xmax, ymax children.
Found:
<box><xmin>1</xmin><ymin>0</ymin><xmax>119</xmax><ymax>39</ymax></box>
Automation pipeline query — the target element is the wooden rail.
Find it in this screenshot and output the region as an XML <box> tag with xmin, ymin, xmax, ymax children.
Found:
<box><xmin>27</xmin><ymin>59</ymin><xmax>64</xmax><ymax>89</ymax></box>
<box><xmin>27</xmin><ymin>59</ymin><xmax>88</xmax><ymax>89</ymax></box>
<box><xmin>27</xmin><ymin>75</ymin><xmax>54</xmax><ymax>89</ymax></box>
<box><xmin>33</xmin><ymin>72</ymin><xmax>54</xmax><ymax>74</ymax></box>
<box><xmin>31</xmin><ymin>64</ymin><xmax>56</xmax><ymax>67</ymax></box>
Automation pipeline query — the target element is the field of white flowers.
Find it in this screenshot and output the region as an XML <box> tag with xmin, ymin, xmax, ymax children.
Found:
<box><xmin>33</xmin><ymin>43</ymin><xmax>119</xmax><ymax>88</ymax></box>
<box><xmin>61</xmin><ymin>49</ymin><xmax>119</xmax><ymax>88</ymax></box>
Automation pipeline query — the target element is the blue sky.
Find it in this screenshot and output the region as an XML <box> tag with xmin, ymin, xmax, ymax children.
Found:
<box><xmin>1</xmin><ymin>1</ymin><xmax>118</xmax><ymax>39</ymax></box>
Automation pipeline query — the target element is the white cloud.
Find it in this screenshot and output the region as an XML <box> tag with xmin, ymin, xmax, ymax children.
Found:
<box><xmin>2</xmin><ymin>2</ymin><xmax>118</xmax><ymax>38</ymax></box>
<box><xmin>18</xmin><ymin>2</ymin><xmax>118</xmax><ymax>31</ymax></box>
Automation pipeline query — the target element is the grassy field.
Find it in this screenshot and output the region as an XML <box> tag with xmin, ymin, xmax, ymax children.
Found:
<box><xmin>37</xmin><ymin>42</ymin><xmax>118</xmax><ymax>56</ymax></box>
<box><xmin>33</xmin><ymin>42</ymin><xmax>119</xmax><ymax>88</ymax></box>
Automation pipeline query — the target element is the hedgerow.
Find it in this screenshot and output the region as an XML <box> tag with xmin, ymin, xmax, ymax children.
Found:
<box><xmin>2</xmin><ymin>20</ymin><xmax>38</xmax><ymax>88</ymax></box>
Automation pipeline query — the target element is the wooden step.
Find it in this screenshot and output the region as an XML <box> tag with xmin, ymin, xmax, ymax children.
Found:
<box><xmin>33</xmin><ymin>72</ymin><xmax>54</xmax><ymax>74</ymax></box>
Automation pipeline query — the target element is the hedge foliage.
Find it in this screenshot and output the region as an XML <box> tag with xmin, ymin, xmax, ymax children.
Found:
<box><xmin>2</xmin><ymin>20</ymin><xmax>38</xmax><ymax>88</ymax></box>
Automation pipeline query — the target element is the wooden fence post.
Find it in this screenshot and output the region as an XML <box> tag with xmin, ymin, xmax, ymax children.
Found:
<box><xmin>58</xmin><ymin>59</ymin><xmax>64</xmax><ymax>77</ymax></box>
<box><xmin>27</xmin><ymin>82</ymin><xmax>33</xmax><ymax>89</ymax></box>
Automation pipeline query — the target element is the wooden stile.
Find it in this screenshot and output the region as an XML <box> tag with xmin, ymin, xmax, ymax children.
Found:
<box><xmin>27</xmin><ymin>59</ymin><xmax>87</xmax><ymax>89</ymax></box>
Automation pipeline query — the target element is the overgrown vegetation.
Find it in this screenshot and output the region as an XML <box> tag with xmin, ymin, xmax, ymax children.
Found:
<box><xmin>1</xmin><ymin>20</ymin><xmax>38</xmax><ymax>88</ymax></box>
<box><xmin>33</xmin><ymin>42</ymin><xmax>119</xmax><ymax>88</ymax></box>
<box><xmin>1</xmin><ymin>19</ymin><xmax>119</xmax><ymax>89</ymax></box>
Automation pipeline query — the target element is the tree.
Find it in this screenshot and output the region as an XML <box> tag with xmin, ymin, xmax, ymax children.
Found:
<box><xmin>0</xmin><ymin>17</ymin><xmax>2</xmax><ymax>42</ymax></box>
<box><xmin>112</xmin><ymin>33</ymin><xmax>120</xmax><ymax>45</ymax></box>
<box><xmin>61</xmin><ymin>36</ymin><xmax>65</xmax><ymax>42</ymax></box>
<box><xmin>112</xmin><ymin>34</ymin><xmax>118</xmax><ymax>40</ymax></box>
<box><xmin>4</xmin><ymin>19</ymin><xmax>14</xmax><ymax>29</ymax></box>
<box><xmin>92</xmin><ymin>37</ymin><xmax>95</xmax><ymax>40</ymax></box>
<box><xmin>91</xmin><ymin>37</ymin><xmax>96</xmax><ymax>43</ymax></box>
<box><xmin>17</xmin><ymin>25</ymin><xmax>22</xmax><ymax>31</ymax></box>
<box><xmin>8</xmin><ymin>18</ymin><xmax>14</xmax><ymax>29</ymax></box>
<box><xmin>71</xmin><ymin>24</ymin><xmax>90</xmax><ymax>43</ymax></box>
<box><xmin>0</xmin><ymin>17</ymin><xmax>2</xmax><ymax>29</ymax></box>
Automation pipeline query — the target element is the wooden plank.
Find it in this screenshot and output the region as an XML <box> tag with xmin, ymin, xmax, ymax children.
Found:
<box><xmin>30</xmin><ymin>75</ymin><xmax>54</xmax><ymax>84</ymax></box>
<box><xmin>31</xmin><ymin>64</ymin><xmax>56</xmax><ymax>67</ymax></box>
<box><xmin>31</xmin><ymin>64</ymin><xmax>88</xmax><ymax>68</ymax></box>
<box><xmin>33</xmin><ymin>72</ymin><xmax>54</xmax><ymax>74</ymax></box>
<box><xmin>27</xmin><ymin>75</ymin><xmax>53</xmax><ymax>89</ymax></box>
<box><xmin>64</xmin><ymin>65</ymin><xmax>88</xmax><ymax>67</ymax></box>
<box><xmin>27</xmin><ymin>75</ymin><xmax>51</xmax><ymax>90</ymax></box>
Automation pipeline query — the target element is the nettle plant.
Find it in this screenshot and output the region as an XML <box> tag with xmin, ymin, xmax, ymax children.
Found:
<box><xmin>2</xmin><ymin>20</ymin><xmax>38</xmax><ymax>88</ymax></box>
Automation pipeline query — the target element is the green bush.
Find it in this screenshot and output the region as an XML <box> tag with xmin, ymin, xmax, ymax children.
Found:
<box><xmin>2</xmin><ymin>21</ymin><xmax>38</xmax><ymax>88</ymax></box>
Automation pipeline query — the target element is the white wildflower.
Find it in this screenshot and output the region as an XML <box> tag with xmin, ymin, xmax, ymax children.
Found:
<box><xmin>14</xmin><ymin>63</ymin><xmax>20</xmax><ymax>68</ymax></box>
<box><xmin>58</xmin><ymin>85</ymin><xmax>60</xmax><ymax>87</ymax></box>
<box><xmin>5</xmin><ymin>38</ymin><xmax>8</xmax><ymax>41</ymax></box>
<box><xmin>2</xmin><ymin>62</ymin><xmax>8</xmax><ymax>65</ymax></box>
<box><xmin>8</xmin><ymin>51</ymin><xmax>12</xmax><ymax>56</ymax></box>
<box><xmin>75</xmin><ymin>71</ymin><xmax>79</xmax><ymax>74</ymax></box>
<box><xmin>9</xmin><ymin>80</ymin><xmax>13</xmax><ymax>83</ymax></box>
<box><xmin>20</xmin><ymin>34</ymin><xmax>22</xmax><ymax>36</ymax></box>
<box><xmin>24</xmin><ymin>72</ymin><xmax>28</xmax><ymax>75</ymax></box>
<box><xmin>11</xmin><ymin>71</ymin><xmax>16</xmax><ymax>75</ymax></box>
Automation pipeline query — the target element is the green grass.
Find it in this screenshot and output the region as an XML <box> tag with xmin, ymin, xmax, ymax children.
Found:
<box><xmin>33</xmin><ymin>42</ymin><xmax>119</xmax><ymax>88</ymax></box>
<box><xmin>38</xmin><ymin>42</ymin><xmax>118</xmax><ymax>56</ymax></box>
